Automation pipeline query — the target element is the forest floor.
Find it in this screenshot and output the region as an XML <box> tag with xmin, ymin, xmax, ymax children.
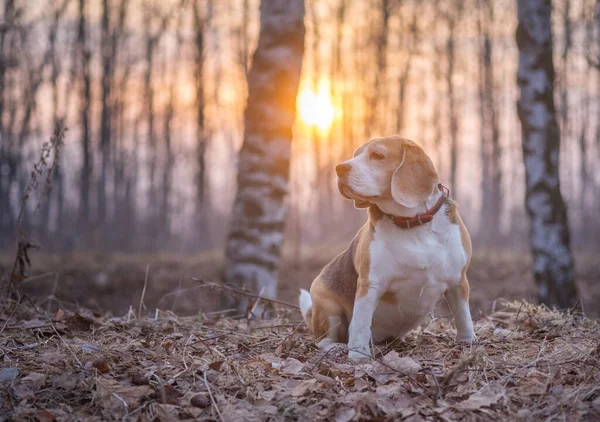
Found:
<box><xmin>0</xmin><ymin>250</ymin><xmax>599</xmax><ymax>420</ymax></box>
<box><xmin>0</xmin><ymin>298</ymin><xmax>599</xmax><ymax>421</ymax></box>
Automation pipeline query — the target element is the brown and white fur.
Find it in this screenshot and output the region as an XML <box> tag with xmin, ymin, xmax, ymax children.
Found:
<box><xmin>299</xmin><ymin>136</ymin><xmax>476</xmax><ymax>362</ymax></box>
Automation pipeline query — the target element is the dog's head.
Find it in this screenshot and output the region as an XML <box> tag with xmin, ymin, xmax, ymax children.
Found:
<box><xmin>336</xmin><ymin>137</ymin><xmax>439</xmax><ymax>209</ymax></box>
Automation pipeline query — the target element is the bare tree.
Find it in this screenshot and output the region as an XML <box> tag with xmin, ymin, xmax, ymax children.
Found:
<box><xmin>97</xmin><ymin>0</ymin><xmax>129</xmax><ymax>228</ymax></box>
<box><xmin>224</xmin><ymin>0</ymin><xmax>305</xmax><ymax>303</ymax></box>
<box><xmin>395</xmin><ymin>1</ymin><xmax>419</xmax><ymax>133</ymax></box>
<box><xmin>365</xmin><ymin>0</ymin><xmax>390</xmax><ymax>136</ymax></box>
<box><xmin>0</xmin><ymin>0</ymin><xmax>17</xmax><ymax>243</ymax></box>
<box><xmin>159</xmin><ymin>5</ymin><xmax>186</xmax><ymax>237</ymax></box>
<box><xmin>443</xmin><ymin>0</ymin><xmax>464</xmax><ymax>199</ymax></box>
<box><xmin>516</xmin><ymin>0</ymin><xmax>578</xmax><ymax>308</ymax></box>
<box><xmin>193</xmin><ymin>0</ymin><xmax>208</xmax><ymax>211</ymax></box>
<box><xmin>78</xmin><ymin>0</ymin><xmax>92</xmax><ymax>228</ymax></box>
<box><xmin>478</xmin><ymin>0</ymin><xmax>502</xmax><ymax>244</ymax></box>
<box><xmin>143</xmin><ymin>4</ymin><xmax>173</xmax><ymax>246</ymax></box>
<box><xmin>43</xmin><ymin>0</ymin><xmax>71</xmax><ymax>238</ymax></box>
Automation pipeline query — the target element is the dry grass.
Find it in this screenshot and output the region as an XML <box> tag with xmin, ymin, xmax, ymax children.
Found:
<box><xmin>1</xmin><ymin>298</ymin><xmax>599</xmax><ymax>421</ymax></box>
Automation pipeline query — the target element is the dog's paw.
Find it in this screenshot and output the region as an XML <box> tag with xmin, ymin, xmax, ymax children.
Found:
<box><xmin>348</xmin><ymin>347</ymin><xmax>371</xmax><ymax>363</ymax></box>
<box><xmin>455</xmin><ymin>332</ymin><xmax>477</xmax><ymax>344</ymax></box>
<box><xmin>317</xmin><ymin>338</ymin><xmax>347</xmax><ymax>352</ymax></box>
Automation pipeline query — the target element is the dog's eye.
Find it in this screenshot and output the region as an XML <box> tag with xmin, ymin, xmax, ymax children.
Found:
<box><xmin>370</xmin><ymin>151</ymin><xmax>385</xmax><ymax>160</ymax></box>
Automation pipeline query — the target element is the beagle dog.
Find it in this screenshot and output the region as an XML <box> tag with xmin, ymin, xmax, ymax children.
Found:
<box><xmin>299</xmin><ymin>136</ymin><xmax>476</xmax><ymax>362</ymax></box>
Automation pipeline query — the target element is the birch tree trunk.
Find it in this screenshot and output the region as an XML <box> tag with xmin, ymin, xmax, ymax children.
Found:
<box><xmin>516</xmin><ymin>0</ymin><xmax>578</xmax><ymax>308</ymax></box>
<box><xmin>224</xmin><ymin>0</ymin><xmax>305</xmax><ymax>303</ymax></box>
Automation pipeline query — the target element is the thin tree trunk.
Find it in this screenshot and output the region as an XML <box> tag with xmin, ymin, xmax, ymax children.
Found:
<box><xmin>193</xmin><ymin>0</ymin><xmax>208</xmax><ymax>211</ymax></box>
<box><xmin>224</xmin><ymin>0</ymin><xmax>305</xmax><ymax>303</ymax></box>
<box><xmin>143</xmin><ymin>8</ymin><xmax>171</xmax><ymax>246</ymax></box>
<box><xmin>160</xmin><ymin>85</ymin><xmax>174</xmax><ymax>240</ymax></box>
<box><xmin>98</xmin><ymin>0</ymin><xmax>112</xmax><ymax>225</ymax></box>
<box><xmin>432</xmin><ymin>36</ymin><xmax>443</xmax><ymax>175</ymax></box>
<box><xmin>365</xmin><ymin>0</ymin><xmax>390</xmax><ymax>136</ymax></box>
<box><xmin>478</xmin><ymin>0</ymin><xmax>501</xmax><ymax>243</ymax></box>
<box><xmin>477</xmin><ymin>3</ymin><xmax>491</xmax><ymax>243</ymax></box>
<box><xmin>309</xmin><ymin>0</ymin><xmax>322</xmax><ymax>226</ymax></box>
<box><xmin>44</xmin><ymin>0</ymin><xmax>70</xmax><ymax>239</ymax></box>
<box><xmin>78</xmin><ymin>0</ymin><xmax>92</xmax><ymax>228</ymax></box>
<box><xmin>111</xmin><ymin>0</ymin><xmax>130</xmax><ymax>233</ymax></box>
<box><xmin>516</xmin><ymin>0</ymin><xmax>578</xmax><ymax>308</ymax></box>
<box><xmin>560</xmin><ymin>0</ymin><xmax>571</xmax><ymax>133</ymax></box>
<box><xmin>395</xmin><ymin>3</ymin><xmax>418</xmax><ymax>134</ymax></box>
<box><xmin>0</xmin><ymin>0</ymin><xmax>16</xmax><ymax>241</ymax></box>
<box><xmin>445</xmin><ymin>3</ymin><xmax>462</xmax><ymax>200</ymax></box>
<box><xmin>160</xmin><ymin>9</ymin><xmax>184</xmax><ymax>241</ymax></box>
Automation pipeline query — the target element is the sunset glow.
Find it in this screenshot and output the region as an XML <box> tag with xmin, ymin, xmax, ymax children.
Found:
<box><xmin>298</xmin><ymin>84</ymin><xmax>335</xmax><ymax>131</ymax></box>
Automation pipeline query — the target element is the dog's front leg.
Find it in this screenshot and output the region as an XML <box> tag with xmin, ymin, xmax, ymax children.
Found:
<box><xmin>444</xmin><ymin>276</ymin><xmax>476</xmax><ymax>342</ymax></box>
<box><xmin>348</xmin><ymin>279</ymin><xmax>382</xmax><ymax>363</ymax></box>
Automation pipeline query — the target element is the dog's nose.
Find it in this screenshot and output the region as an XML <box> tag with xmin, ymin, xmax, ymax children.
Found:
<box><xmin>336</xmin><ymin>163</ymin><xmax>352</xmax><ymax>177</ymax></box>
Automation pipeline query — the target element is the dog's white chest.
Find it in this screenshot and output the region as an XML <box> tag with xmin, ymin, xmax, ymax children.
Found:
<box><xmin>368</xmin><ymin>216</ymin><xmax>467</xmax><ymax>340</ymax></box>
<box><xmin>370</xmin><ymin>217</ymin><xmax>465</xmax><ymax>284</ymax></box>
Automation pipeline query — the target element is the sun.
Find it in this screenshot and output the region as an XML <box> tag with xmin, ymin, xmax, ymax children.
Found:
<box><xmin>298</xmin><ymin>83</ymin><xmax>335</xmax><ymax>132</ymax></box>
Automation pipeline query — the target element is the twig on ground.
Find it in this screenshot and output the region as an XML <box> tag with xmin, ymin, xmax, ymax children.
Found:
<box><xmin>138</xmin><ymin>264</ymin><xmax>150</xmax><ymax>319</ymax></box>
<box><xmin>47</xmin><ymin>273</ymin><xmax>59</xmax><ymax>314</ymax></box>
<box><xmin>440</xmin><ymin>353</ymin><xmax>477</xmax><ymax>389</ymax></box>
<box><xmin>112</xmin><ymin>392</ymin><xmax>129</xmax><ymax>416</ymax></box>
<box><xmin>275</xmin><ymin>321</ymin><xmax>304</xmax><ymax>351</ymax></box>
<box><xmin>0</xmin><ymin>294</ymin><xmax>25</xmax><ymax>336</ymax></box>
<box><xmin>429</xmin><ymin>368</ymin><xmax>443</xmax><ymax>407</ymax></box>
<box><xmin>188</xmin><ymin>278</ymin><xmax>300</xmax><ymax>310</ymax></box>
<box><xmin>20</xmin><ymin>272</ymin><xmax>57</xmax><ymax>284</ymax></box>
<box><xmin>52</xmin><ymin>323</ymin><xmax>83</xmax><ymax>367</ymax></box>
<box><xmin>182</xmin><ymin>334</ymin><xmax>193</xmax><ymax>371</ymax></box>
<box><xmin>203</xmin><ymin>369</ymin><xmax>224</xmax><ymax>422</ymax></box>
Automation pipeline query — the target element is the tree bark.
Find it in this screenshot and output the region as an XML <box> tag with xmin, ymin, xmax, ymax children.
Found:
<box><xmin>516</xmin><ymin>0</ymin><xmax>578</xmax><ymax>308</ymax></box>
<box><xmin>224</xmin><ymin>0</ymin><xmax>305</xmax><ymax>303</ymax></box>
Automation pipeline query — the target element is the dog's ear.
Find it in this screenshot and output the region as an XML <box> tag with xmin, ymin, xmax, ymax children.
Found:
<box><xmin>391</xmin><ymin>142</ymin><xmax>438</xmax><ymax>208</ymax></box>
<box><xmin>354</xmin><ymin>199</ymin><xmax>371</xmax><ymax>209</ymax></box>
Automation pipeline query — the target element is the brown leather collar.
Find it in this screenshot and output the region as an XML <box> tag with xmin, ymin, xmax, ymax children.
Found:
<box><xmin>387</xmin><ymin>184</ymin><xmax>449</xmax><ymax>229</ymax></box>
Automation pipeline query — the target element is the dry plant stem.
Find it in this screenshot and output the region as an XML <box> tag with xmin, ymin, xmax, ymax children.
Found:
<box><xmin>276</xmin><ymin>320</ymin><xmax>304</xmax><ymax>349</ymax></box>
<box><xmin>6</xmin><ymin>123</ymin><xmax>66</xmax><ymax>296</ymax></box>
<box><xmin>111</xmin><ymin>393</ymin><xmax>129</xmax><ymax>416</ymax></box>
<box><xmin>189</xmin><ymin>278</ymin><xmax>300</xmax><ymax>309</ymax></box>
<box><xmin>47</xmin><ymin>273</ymin><xmax>59</xmax><ymax>314</ymax></box>
<box><xmin>203</xmin><ymin>369</ymin><xmax>224</xmax><ymax>422</ymax></box>
<box><xmin>0</xmin><ymin>295</ymin><xmax>25</xmax><ymax>336</ymax></box>
<box><xmin>52</xmin><ymin>323</ymin><xmax>83</xmax><ymax>367</ymax></box>
<box><xmin>309</xmin><ymin>344</ymin><xmax>342</xmax><ymax>373</ymax></box>
<box><xmin>20</xmin><ymin>272</ymin><xmax>57</xmax><ymax>284</ymax></box>
<box><xmin>138</xmin><ymin>264</ymin><xmax>150</xmax><ymax>318</ymax></box>
<box><xmin>429</xmin><ymin>368</ymin><xmax>443</xmax><ymax>407</ymax></box>
<box><xmin>440</xmin><ymin>353</ymin><xmax>477</xmax><ymax>389</ymax></box>
<box><xmin>0</xmin><ymin>293</ymin><xmax>41</xmax><ymax>336</ymax></box>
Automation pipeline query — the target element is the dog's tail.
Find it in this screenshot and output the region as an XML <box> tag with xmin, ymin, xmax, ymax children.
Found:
<box><xmin>299</xmin><ymin>289</ymin><xmax>312</xmax><ymax>330</ymax></box>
